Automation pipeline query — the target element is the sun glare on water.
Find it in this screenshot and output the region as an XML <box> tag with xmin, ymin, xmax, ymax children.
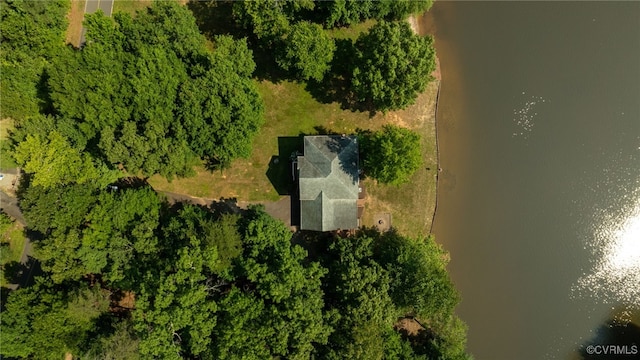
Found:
<box><xmin>609</xmin><ymin>209</ymin><xmax>640</xmax><ymax>271</ymax></box>
<box><xmin>574</xmin><ymin>194</ymin><xmax>640</xmax><ymax>308</ymax></box>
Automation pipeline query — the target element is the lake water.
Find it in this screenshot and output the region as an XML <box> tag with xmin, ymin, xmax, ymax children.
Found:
<box><xmin>419</xmin><ymin>2</ymin><xmax>640</xmax><ymax>359</ymax></box>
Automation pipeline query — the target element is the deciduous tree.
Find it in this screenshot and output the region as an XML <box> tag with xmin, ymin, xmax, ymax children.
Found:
<box><xmin>0</xmin><ymin>280</ymin><xmax>109</xmax><ymax>359</ymax></box>
<box><xmin>316</xmin><ymin>0</ymin><xmax>377</xmax><ymax>28</ymax></box>
<box><xmin>0</xmin><ymin>0</ymin><xmax>69</xmax><ymax>119</ymax></box>
<box><xmin>232</xmin><ymin>0</ymin><xmax>314</xmax><ymax>42</ymax></box>
<box><xmin>13</xmin><ymin>130</ymin><xmax>117</xmax><ymax>188</ymax></box>
<box><xmin>134</xmin><ymin>205</ymin><xmax>220</xmax><ymax>358</ymax></box>
<box><xmin>21</xmin><ymin>185</ymin><xmax>161</xmax><ymax>285</ymax></box>
<box><xmin>316</xmin><ymin>0</ymin><xmax>433</xmax><ymax>28</ymax></box>
<box><xmin>177</xmin><ymin>36</ymin><xmax>264</xmax><ymax>168</ymax></box>
<box><xmin>359</xmin><ymin>125</ymin><xmax>423</xmax><ymax>185</ymax></box>
<box><xmin>374</xmin><ymin>230</ymin><xmax>459</xmax><ymax>321</ymax></box>
<box><xmin>34</xmin><ymin>2</ymin><xmax>265</xmax><ymax>179</ymax></box>
<box><xmin>276</xmin><ymin>21</ymin><xmax>335</xmax><ymax>81</ymax></box>
<box><xmin>211</xmin><ymin>206</ymin><xmax>332</xmax><ymax>360</ymax></box>
<box><xmin>352</xmin><ymin>21</ymin><xmax>436</xmax><ymax>111</ymax></box>
<box><xmin>320</xmin><ymin>234</ymin><xmax>399</xmax><ymax>360</ymax></box>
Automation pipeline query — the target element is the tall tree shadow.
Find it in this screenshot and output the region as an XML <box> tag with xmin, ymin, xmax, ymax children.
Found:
<box><xmin>37</xmin><ymin>67</ymin><xmax>54</xmax><ymax>116</ymax></box>
<box><xmin>186</xmin><ymin>0</ymin><xmax>289</xmax><ymax>83</ymax></box>
<box><xmin>186</xmin><ymin>0</ymin><xmax>241</xmax><ymax>39</ymax></box>
<box><xmin>576</xmin><ymin>307</ymin><xmax>640</xmax><ymax>359</ymax></box>
<box><xmin>2</xmin><ymin>256</ymin><xmax>42</xmax><ymax>289</ymax></box>
<box><xmin>208</xmin><ymin>197</ymin><xmax>244</xmax><ymax>216</ymax></box>
<box><xmin>250</xmin><ymin>42</ymin><xmax>291</xmax><ymax>84</ymax></box>
<box><xmin>305</xmin><ymin>38</ymin><xmax>374</xmax><ymax>115</ymax></box>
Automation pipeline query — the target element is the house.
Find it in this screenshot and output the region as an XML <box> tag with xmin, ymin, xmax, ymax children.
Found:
<box><xmin>297</xmin><ymin>135</ymin><xmax>360</xmax><ymax>231</ymax></box>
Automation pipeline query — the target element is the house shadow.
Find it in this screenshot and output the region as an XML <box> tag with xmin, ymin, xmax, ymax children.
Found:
<box><xmin>304</xmin><ymin>38</ymin><xmax>377</xmax><ymax>116</ymax></box>
<box><xmin>290</xmin><ymin>182</ymin><xmax>300</xmax><ymax>227</ymax></box>
<box><xmin>575</xmin><ymin>308</ymin><xmax>640</xmax><ymax>359</ymax></box>
<box><xmin>266</xmin><ymin>136</ymin><xmax>303</xmax><ymax>196</ymax></box>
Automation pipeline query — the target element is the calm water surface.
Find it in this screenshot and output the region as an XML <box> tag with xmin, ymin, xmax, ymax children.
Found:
<box><xmin>420</xmin><ymin>2</ymin><xmax>640</xmax><ymax>359</ymax></box>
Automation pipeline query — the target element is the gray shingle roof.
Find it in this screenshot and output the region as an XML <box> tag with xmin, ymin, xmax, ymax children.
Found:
<box><xmin>298</xmin><ymin>136</ymin><xmax>359</xmax><ymax>231</ymax></box>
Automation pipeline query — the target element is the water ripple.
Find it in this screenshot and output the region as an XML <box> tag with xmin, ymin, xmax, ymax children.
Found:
<box><xmin>512</xmin><ymin>92</ymin><xmax>547</xmax><ymax>138</ymax></box>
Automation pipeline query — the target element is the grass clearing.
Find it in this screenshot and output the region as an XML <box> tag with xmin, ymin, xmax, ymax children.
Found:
<box><xmin>150</xmin><ymin>78</ymin><xmax>440</xmax><ymax>235</ymax></box>
<box><xmin>65</xmin><ymin>0</ymin><xmax>86</xmax><ymax>47</ymax></box>
<box><xmin>113</xmin><ymin>0</ymin><xmax>152</xmax><ymax>16</ymax></box>
<box><xmin>326</xmin><ymin>19</ymin><xmax>376</xmax><ymax>41</ymax></box>
<box><xmin>150</xmin><ymin>80</ymin><xmax>385</xmax><ymax>201</ymax></box>
<box><xmin>146</xmin><ymin>4</ymin><xmax>440</xmax><ymax>235</ymax></box>
<box><xmin>360</xmin><ymin>82</ymin><xmax>439</xmax><ymax>236</ymax></box>
<box><xmin>0</xmin><ymin>219</ymin><xmax>26</xmax><ymax>287</ymax></box>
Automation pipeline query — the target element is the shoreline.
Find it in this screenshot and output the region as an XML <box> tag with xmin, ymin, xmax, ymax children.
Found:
<box><xmin>409</xmin><ymin>14</ymin><xmax>442</xmax><ymax>235</ymax></box>
<box><xmin>429</xmin><ymin>76</ymin><xmax>441</xmax><ymax>235</ymax></box>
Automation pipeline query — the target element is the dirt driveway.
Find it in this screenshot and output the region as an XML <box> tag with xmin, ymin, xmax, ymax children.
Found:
<box><xmin>159</xmin><ymin>190</ymin><xmax>296</xmax><ymax>228</ymax></box>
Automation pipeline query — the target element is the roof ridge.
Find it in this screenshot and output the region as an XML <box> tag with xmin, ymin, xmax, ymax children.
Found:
<box><xmin>321</xmin><ymin>191</ymin><xmax>328</xmax><ymax>231</ymax></box>
<box><xmin>309</xmin><ymin>137</ymin><xmax>333</xmax><ymax>163</ymax></box>
<box><xmin>330</xmin><ymin>144</ymin><xmax>359</xmax><ymax>198</ymax></box>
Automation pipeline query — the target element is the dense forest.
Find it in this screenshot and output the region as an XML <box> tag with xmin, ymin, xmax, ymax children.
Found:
<box><xmin>0</xmin><ymin>0</ymin><xmax>468</xmax><ymax>358</ymax></box>
<box><xmin>2</xmin><ymin>182</ymin><xmax>468</xmax><ymax>359</ymax></box>
<box><xmin>3</xmin><ymin>0</ymin><xmax>264</xmax><ymax>179</ymax></box>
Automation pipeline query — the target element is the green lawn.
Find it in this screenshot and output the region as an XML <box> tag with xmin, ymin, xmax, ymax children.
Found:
<box><xmin>149</xmin><ymin>80</ymin><xmax>384</xmax><ymax>201</ymax></box>
<box><xmin>0</xmin><ymin>218</ymin><xmax>26</xmax><ymax>287</ymax></box>
<box><xmin>326</xmin><ymin>19</ymin><xmax>376</xmax><ymax>40</ymax></box>
<box><xmin>360</xmin><ymin>82</ymin><xmax>440</xmax><ymax>236</ymax></box>
<box><xmin>149</xmin><ymin>78</ymin><xmax>440</xmax><ymax>235</ymax></box>
<box><xmin>112</xmin><ymin>0</ymin><xmax>153</xmax><ymax>16</ymax></box>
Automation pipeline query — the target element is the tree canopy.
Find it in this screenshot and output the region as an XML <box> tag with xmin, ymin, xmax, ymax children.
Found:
<box><xmin>8</xmin><ymin>1</ymin><xmax>264</xmax><ymax>181</ymax></box>
<box><xmin>352</xmin><ymin>21</ymin><xmax>436</xmax><ymax>111</ymax></box>
<box><xmin>177</xmin><ymin>36</ymin><xmax>264</xmax><ymax>167</ymax></box>
<box><xmin>0</xmin><ymin>279</ymin><xmax>109</xmax><ymax>359</ymax></box>
<box><xmin>317</xmin><ymin>0</ymin><xmax>433</xmax><ymax>28</ymax></box>
<box><xmin>2</xmin><ymin>183</ymin><xmax>469</xmax><ymax>359</ymax></box>
<box><xmin>316</xmin><ymin>229</ymin><xmax>469</xmax><ymax>360</ymax></box>
<box><xmin>0</xmin><ymin>0</ymin><xmax>69</xmax><ymax>119</ymax></box>
<box><xmin>359</xmin><ymin>125</ymin><xmax>423</xmax><ymax>185</ymax></box>
<box><xmin>210</xmin><ymin>206</ymin><xmax>332</xmax><ymax>360</ymax></box>
<box><xmin>276</xmin><ymin>21</ymin><xmax>336</xmax><ymax>81</ymax></box>
<box><xmin>228</xmin><ymin>1</ymin><xmax>438</xmax><ymax>113</ymax></box>
<box><xmin>20</xmin><ymin>184</ymin><xmax>161</xmax><ymax>285</ymax></box>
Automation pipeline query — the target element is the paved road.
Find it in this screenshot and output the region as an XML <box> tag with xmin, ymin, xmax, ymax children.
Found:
<box><xmin>1</xmin><ymin>190</ymin><xmax>37</xmax><ymax>288</ymax></box>
<box><xmin>80</xmin><ymin>0</ymin><xmax>114</xmax><ymax>45</ymax></box>
<box><xmin>85</xmin><ymin>0</ymin><xmax>114</xmax><ymax>17</ymax></box>
<box><xmin>0</xmin><ymin>190</ymin><xmax>24</xmax><ymax>225</ymax></box>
